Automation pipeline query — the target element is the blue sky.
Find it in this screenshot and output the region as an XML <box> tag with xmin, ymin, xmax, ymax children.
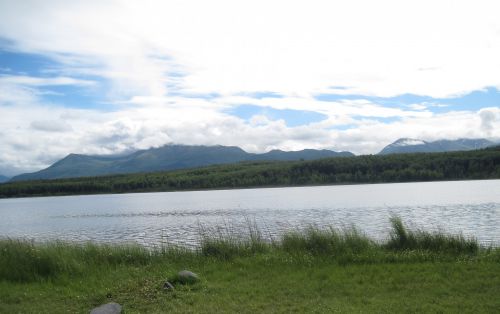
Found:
<box><xmin>2</xmin><ymin>48</ymin><xmax>498</xmax><ymax>126</ymax></box>
<box><xmin>0</xmin><ymin>0</ymin><xmax>499</xmax><ymax>175</ymax></box>
<box><xmin>228</xmin><ymin>104</ymin><xmax>328</xmax><ymax>127</ymax></box>
<box><xmin>315</xmin><ymin>87</ymin><xmax>500</xmax><ymax>114</ymax></box>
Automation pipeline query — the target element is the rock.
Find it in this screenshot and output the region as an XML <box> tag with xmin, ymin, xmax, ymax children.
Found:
<box><xmin>90</xmin><ymin>302</ymin><xmax>122</xmax><ymax>314</ymax></box>
<box><xmin>163</xmin><ymin>280</ymin><xmax>175</xmax><ymax>290</ymax></box>
<box><xmin>177</xmin><ymin>270</ymin><xmax>199</xmax><ymax>284</ymax></box>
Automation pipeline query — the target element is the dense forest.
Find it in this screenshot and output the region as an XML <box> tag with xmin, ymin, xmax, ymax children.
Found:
<box><xmin>1</xmin><ymin>146</ymin><xmax>499</xmax><ymax>198</ymax></box>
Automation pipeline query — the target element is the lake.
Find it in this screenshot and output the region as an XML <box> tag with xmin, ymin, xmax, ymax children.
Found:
<box><xmin>1</xmin><ymin>180</ymin><xmax>499</xmax><ymax>247</ymax></box>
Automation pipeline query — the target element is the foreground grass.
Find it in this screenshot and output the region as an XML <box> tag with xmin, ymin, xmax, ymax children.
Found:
<box><xmin>1</xmin><ymin>219</ymin><xmax>500</xmax><ymax>313</ymax></box>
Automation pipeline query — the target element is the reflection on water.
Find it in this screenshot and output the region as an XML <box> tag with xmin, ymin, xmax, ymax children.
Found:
<box><xmin>0</xmin><ymin>180</ymin><xmax>499</xmax><ymax>247</ymax></box>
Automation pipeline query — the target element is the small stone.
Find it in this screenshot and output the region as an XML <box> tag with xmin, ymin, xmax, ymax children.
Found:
<box><xmin>177</xmin><ymin>270</ymin><xmax>199</xmax><ymax>284</ymax></box>
<box><xmin>163</xmin><ymin>281</ymin><xmax>175</xmax><ymax>290</ymax></box>
<box><xmin>90</xmin><ymin>302</ymin><xmax>122</xmax><ymax>314</ymax></box>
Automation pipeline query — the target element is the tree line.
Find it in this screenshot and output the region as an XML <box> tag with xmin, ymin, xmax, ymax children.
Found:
<box><xmin>1</xmin><ymin>146</ymin><xmax>499</xmax><ymax>198</ymax></box>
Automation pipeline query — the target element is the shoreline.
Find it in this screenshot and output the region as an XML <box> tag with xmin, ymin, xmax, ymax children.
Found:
<box><xmin>2</xmin><ymin>218</ymin><xmax>500</xmax><ymax>312</ymax></box>
<box><xmin>2</xmin><ymin>148</ymin><xmax>499</xmax><ymax>199</ymax></box>
<box><xmin>1</xmin><ymin>177</ymin><xmax>499</xmax><ymax>200</ymax></box>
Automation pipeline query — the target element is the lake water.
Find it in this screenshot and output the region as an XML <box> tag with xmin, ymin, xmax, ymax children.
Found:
<box><xmin>1</xmin><ymin>180</ymin><xmax>499</xmax><ymax>247</ymax></box>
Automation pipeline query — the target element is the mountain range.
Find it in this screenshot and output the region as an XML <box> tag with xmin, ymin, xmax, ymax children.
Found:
<box><xmin>378</xmin><ymin>138</ymin><xmax>496</xmax><ymax>155</ymax></box>
<box><xmin>0</xmin><ymin>175</ymin><xmax>10</xmax><ymax>183</ymax></box>
<box><xmin>9</xmin><ymin>145</ymin><xmax>353</xmax><ymax>182</ymax></box>
<box><xmin>6</xmin><ymin>138</ymin><xmax>498</xmax><ymax>182</ymax></box>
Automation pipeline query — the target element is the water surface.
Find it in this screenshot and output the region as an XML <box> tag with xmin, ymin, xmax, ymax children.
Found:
<box><xmin>1</xmin><ymin>180</ymin><xmax>499</xmax><ymax>247</ymax></box>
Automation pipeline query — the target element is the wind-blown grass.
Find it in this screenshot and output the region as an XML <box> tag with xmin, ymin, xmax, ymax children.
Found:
<box><xmin>386</xmin><ymin>216</ymin><xmax>479</xmax><ymax>255</ymax></box>
<box><xmin>281</xmin><ymin>226</ymin><xmax>375</xmax><ymax>255</ymax></box>
<box><xmin>0</xmin><ymin>239</ymin><xmax>196</xmax><ymax>282</ymax></box>
<box><xmin>198</xmin><ymin>219</ymin><xmax>271</xmax><ymax>259</ymax></box>
<box><xmin>1</xmin><ymin>218</ymin><xmax>500</xmax><ymax>313</ymax></box>
<box><xmin>0</xmin><ymin>218</ymin><xmax>494</xmax><ymax>283</ymax></box>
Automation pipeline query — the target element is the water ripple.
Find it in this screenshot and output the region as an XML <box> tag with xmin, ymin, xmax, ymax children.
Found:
<box><xmin>1</xmin><ymin>181</ymin><xmax>499</xmax><ymax>247</ymax></box>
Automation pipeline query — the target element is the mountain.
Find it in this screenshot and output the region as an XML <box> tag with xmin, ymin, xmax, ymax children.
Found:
<box><xmin>0</xmin><ymin>175</ymin><xmax>10</xmax><ymax>183</ymax></box>
<box><xmin>255</xmin><ymin>149</ymin><xmax>352</xmax><ymax>161</ymax></box>
<box><xmin>378</xmin><ymin>138</ymin><xmax>496</xmax><ymax>155</ymax></box>
<box><xmin>10</xmin><ymin>145</ymin><xmax>353</xmax><ymax>182</ymax></box>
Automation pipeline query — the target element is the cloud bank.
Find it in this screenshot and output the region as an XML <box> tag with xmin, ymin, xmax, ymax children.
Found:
<box><xmin>0</xmin><ymin>0</ymin><xmax>499</xmax><ymax>174</ymax></box>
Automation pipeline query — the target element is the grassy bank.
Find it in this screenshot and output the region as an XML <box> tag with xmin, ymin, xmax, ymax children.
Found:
<box><xmin>1</xmin><ymin>218</ymin><xmax>500</xmax><ymax>313</ymax></box>
<box><xmin>1</xmin><ymin>146</ymin><xmax>500</xmax><ymax>198</ymax></box>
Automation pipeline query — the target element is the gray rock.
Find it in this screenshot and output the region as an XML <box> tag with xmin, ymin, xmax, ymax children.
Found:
<box><xmin>90</xmin><ymin>302</ymin><xmax>122</xmax><ymax>314</ymax></box>
<box><xmin>163</xmin><ymin>280</ymin><xmax>175</xmax><ymax>290</ymax></box>
<box><xmin>177</xmin><ymin>270</ymin><xmax>199</xmax><ymax>284</ymax></box>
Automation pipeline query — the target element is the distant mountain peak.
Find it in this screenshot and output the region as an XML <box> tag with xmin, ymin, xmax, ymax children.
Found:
<box><xmin>379</xmin><ymin>138</ymin><xmax>495</xmax><ymax>155</ymax></box>
<box><xmin>391</xmin><ymin>138</ymin><xmax>427</xmax><ymax>147</ymax></box>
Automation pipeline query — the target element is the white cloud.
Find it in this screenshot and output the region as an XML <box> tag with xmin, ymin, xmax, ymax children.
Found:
<box><xmin>1</xmin><ymin>0</ymin><xmax>500</xmax><ymax>98</ymax></box>
<box><xmin>30</xmin><ymin>120</ymin><xmax>73</xmax><ymax>132</ymax></box>
<box><xmin>479</xmin><ymin>107</ymin><xmax>500</xmax><ymax>135</ymax></box>
<box><xmin>0</xmin><ymin>0</ymin><xmax>499</xmax><ymax>173</ymax></box>
<box><xmin>0</xmin><ymin>75</ymin><xmax>95</xmax><ymax>86</ymax></box>
<box><xmin>0</xmin><ymin>83</ymin><xmax>38</xmax><ymax>105</ymax></box>
<box><xmin>1</xmin><ymin>94</ymin><xmax>498</xmax><ymax>173</ymax></box>
<box><xmin>408</xmin><ymin>104</ymin><xmax>427</xmax><ymax>111</ymax></box>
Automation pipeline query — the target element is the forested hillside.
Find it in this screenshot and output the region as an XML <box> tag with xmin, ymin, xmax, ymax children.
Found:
<box><xmin>1</xmin><ymin>146</ymin><xmax>499</xmax><ymax>198</ymax></box>
<box><xmin>10</xmin><ymin>145</ymin><xmax>353</xmax><ymax>182</ymax></box>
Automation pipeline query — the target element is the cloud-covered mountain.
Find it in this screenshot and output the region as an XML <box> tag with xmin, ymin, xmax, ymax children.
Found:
<box><xmin>10</xmin><ymin>145</ymin><xmax>353</xmax><ymax>182</ymax></box>
<box><xmin>0</xmin><ymin>175</ymin><xmax>10</xmax><ymax>183</ymax></box>
<box><xmin>378</xmin><ymin>138</ymin><xmax>496</xmax><ymax>155</ymax></box>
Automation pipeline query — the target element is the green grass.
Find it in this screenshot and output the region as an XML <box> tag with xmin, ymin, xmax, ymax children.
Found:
<box><xmin>199</xmin><ymin>219</ymin><xmax>271</xmax><ymax>259</ymax></box>
<box><xmin>281</xmin><ymin>226</ymin><xmax>375</xmax><ymax>256</ymax></box>
<box><xmin>1</xmin><ymin>219</ymin><xmax>499</xmax><ymax>313</ymax></box>
<box><xmin>386</xmin><ymin>216</ymin><xmax>480</xmax><ymax>255</ymax></box>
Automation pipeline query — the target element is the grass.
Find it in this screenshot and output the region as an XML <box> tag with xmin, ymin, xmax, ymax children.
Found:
<box><xmin>281</xmin><ymin>226</ymin><xmax>375</xmax><ymax>256</ymax></box>
<box><xmin>199</xmin><ymin>219</ymin><xmax>271</xmax><ymax>259</ymax></box>
<box><xmin>1</xmin><ymin>218</ymin><xmax>500</xmax><ymax>313</ymax></box>
<box><xmin>386</xmin><ymin>216</ymin><xmax>480</xmax><ymax>254</ymax></box>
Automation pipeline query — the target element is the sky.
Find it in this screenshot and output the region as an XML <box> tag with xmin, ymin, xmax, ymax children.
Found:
<box><xmin>0</xmin><ymin>0</ymin><xmax>499</xmax><ymax>176</ymax></box>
